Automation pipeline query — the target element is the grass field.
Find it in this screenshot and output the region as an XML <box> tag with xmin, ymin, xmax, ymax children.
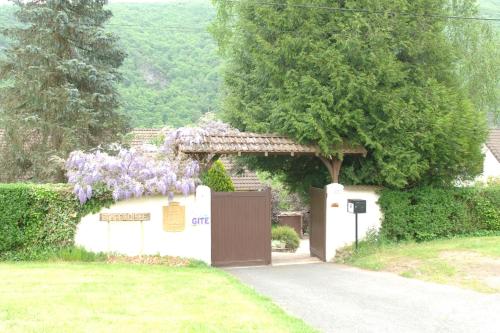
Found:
<box><xmin>337</xmin><ymin>236</ymin><xmax>500</xmax><ymax>293</ymax></box>
<box><xmin>0</xmin><ymin>262</ymin><xmax>316</xmax><ymax>333</ymax></box>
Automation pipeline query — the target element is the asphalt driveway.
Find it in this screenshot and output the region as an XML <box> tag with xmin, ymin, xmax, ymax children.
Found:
<box><xmin>226</xmin><ymin>263</ymin><xmax>500</xmax><ymax>333</ymax></box>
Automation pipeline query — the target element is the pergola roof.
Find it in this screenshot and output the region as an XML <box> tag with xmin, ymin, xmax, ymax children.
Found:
<box><xmin>178</xmin><ymin>132</ymin><xmax>367</xmax><ymax>156</ymax></box>
<box><xmin>180</xmin><ymin>132</ymin><xmax>316</xmax><ymax>155</ymax></box>
<box><xmin>128</xmin><ymin>129</ymin><xmax>268</xmax><ymax>191</ymax></box>
<box><xmin>128</xmin><ymin>129</ymin><xmax>367</xmax><ymax>157</ymax></box>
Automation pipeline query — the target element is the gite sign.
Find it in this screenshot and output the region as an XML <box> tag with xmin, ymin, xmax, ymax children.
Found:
<box><xmin>192</xmin><ymin>216</ymin><xmax>210</xmax><ymax>226</ymax></box>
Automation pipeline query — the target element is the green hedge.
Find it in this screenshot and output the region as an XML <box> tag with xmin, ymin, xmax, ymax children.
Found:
<box><xmin>0</xmin><ymin>184</ymin><xmax>112</xmax><ymax>260</ymax></box>
<box><xmin>379</xmin><ymin>185</ymin><xmax>500</xmax><ymax>242</ymax></box>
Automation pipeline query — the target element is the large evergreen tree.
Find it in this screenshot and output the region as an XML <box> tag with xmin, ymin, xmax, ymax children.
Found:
<box><xmin>0</xmin><ymin>0</ymin><xmax>128</xmax><ymax>182</ymax></box>
<box><xmin>211</xmin><ymin>0</ymin><xmax>490</xmax><ymax>190</ymax></box>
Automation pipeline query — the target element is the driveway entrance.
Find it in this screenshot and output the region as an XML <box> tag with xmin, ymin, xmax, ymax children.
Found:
<box><xmin>226</xmin><ymin>263</ymin><xmax>500</xmax><ymax>333</ymax></box>
<box><xmin>272</xmin><ymin>239</ymin><xmax>322</xmax><ymax>266</ymax></box>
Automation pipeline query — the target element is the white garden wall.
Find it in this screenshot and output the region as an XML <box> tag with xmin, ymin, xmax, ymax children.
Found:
<box><xmin>325</xmin><ymin>184</ymin><xmax>382</xmax><ymax>261</ymax></box>
<box><xmin>75</xmin><ymin>183</ymin><xmax>383</xmax><ymax>265</ymax></box>
<box><xmin>75</xmin><ymin>185</ymin><xmax>212</xmax><ymax>264</ymax></box>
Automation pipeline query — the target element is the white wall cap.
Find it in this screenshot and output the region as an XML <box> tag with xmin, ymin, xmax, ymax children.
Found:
<box><xmin>326</xmin><ymin>183</ymin><xmax>345</xmax><ymax>193</ymax></box>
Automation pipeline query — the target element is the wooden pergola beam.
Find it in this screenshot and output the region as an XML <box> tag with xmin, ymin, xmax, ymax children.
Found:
<box><xmin>199</xmin><ymin>153</ymin><xmax>221</xmax><ymax>172</ymax></box>
<box><xmin>319</xmin><ymin>157</ymin><xmax>343</xmax><ymax>183</ymax></box>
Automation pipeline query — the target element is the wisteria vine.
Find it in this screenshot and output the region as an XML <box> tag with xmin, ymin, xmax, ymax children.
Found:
<box><xmin>66</xmin><ymin>119</ymin><xmax>234</xmax><ymax>204</ymax></box>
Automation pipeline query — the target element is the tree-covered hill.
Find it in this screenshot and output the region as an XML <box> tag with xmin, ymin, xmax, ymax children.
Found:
<box><xmin>106</xmin><ymin>2</ymin><xmax>221</xmax><ymax>128</ymax></box>
<box><xmin>1</xmin><ymin>1</ymin><xmax>220</xmax><ymax>128</ymax></box>
<box><xmin>0</xmin><ymin>0</ymin><xmax>498</xmax><ymax>128</ymax></box>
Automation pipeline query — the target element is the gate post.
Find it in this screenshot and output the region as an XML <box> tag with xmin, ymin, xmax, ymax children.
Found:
<box><xmin>195</xmin><ymin>185</ymin><xmax>212</xmax><ymax>265</ymax></box>
<box><xmin>325</xmin><ymin>183</ymin><xmax>346</xmax><ymax>261</ymax></box>
<box><xmin>324</xmin><ymin>185</ymin><xmax>384</xmax><ymax>261</ymax></box>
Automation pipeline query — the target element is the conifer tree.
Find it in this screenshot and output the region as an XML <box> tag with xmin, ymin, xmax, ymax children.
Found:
<box><xmin>0</xmin><ymin>0</ymin><xmax>129</xmax><ymax>182</ymax></box>
<box><xmin>201</xmin><ymin>160</ymin><xmax>235</xmax><ymax>192</ymax></box>
<box><xmin>211</xmin><ymin>0</ymin><xmax>491</xmax><ymax>190</ymax></box>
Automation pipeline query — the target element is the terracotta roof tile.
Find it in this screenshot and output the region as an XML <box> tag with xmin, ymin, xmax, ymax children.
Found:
<box><xmin>180</xmin><ymin>132</ymin><xmax>318</xmax><ymax>154</ymax></box>
<box><xmin>231</xmin><ymin>176</ymin><xmax>267</xmax><ymax>191</ymax></box>
<box><xmin>486</xmin><ymin>129</ymin><xmax>500</xmax><ymax>163</ymax></box>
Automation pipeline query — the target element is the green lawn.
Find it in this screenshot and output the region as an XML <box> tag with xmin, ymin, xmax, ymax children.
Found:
<box><xmin>0</xmin><ymin>262</ymin><xmax>316</xmax><ymax>333</ymax></box>
<box><xmin>337</xmin><ymin>236</ymin><xmax>500</xmax><ymax>293</ymax></box>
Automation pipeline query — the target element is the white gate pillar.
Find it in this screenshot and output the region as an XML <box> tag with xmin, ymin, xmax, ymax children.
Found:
<box><xmin>325</xmin><ymin>183</ymin><xmax>347</xmax><ymax>260</ymax></box>
<box><xmin>324</xmin><ymin>184</ymin><xmax>383</xmax><ymax>261</ymax></box>
<box><xmin>195</xmin><ymin>185</ymin><xmax>212</xmax><ymax>265</ymax></box>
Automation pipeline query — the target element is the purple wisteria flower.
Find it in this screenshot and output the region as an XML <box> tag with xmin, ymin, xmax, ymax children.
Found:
<box><xmin>66</xmin><ymin>120</ymin><xmax>233</xmax><ymax>204</ymax></box>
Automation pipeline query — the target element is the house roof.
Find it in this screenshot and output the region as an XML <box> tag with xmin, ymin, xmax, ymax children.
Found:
<box><xmin>486</xmin><ymin>129</ymin><xmax>500</xmax><ymax>162</ymax></box>
<box><xmin>128</xmin><ymin>128</ymin><xmax>163</xmax><ymax>147</ymax></box>
<box><xmin>219</xmin><ymin>157</ymin><xmax>266</xmax><ymax>191</ymax></box>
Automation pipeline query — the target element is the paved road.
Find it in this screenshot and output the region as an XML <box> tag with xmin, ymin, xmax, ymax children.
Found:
<box><xmin>226</xmin><ymin>263</ymin><xmax>500</xmax><ymax>333</ymax></box>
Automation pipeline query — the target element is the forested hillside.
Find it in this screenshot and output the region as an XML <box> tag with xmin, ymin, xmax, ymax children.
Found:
<box><xmin>0</xmin><ymin>0</ymin><xmax>498</xmax><ymax>127</ymax></box>
<box><xmin>106</xmin><ymin>2</ymin><xmax>220</xmax><ymax>127</ymax></box>
<box><xmin>0</xmin><ymin>1</ymin><xmax>220</xmax><ymax>127</ymax></box>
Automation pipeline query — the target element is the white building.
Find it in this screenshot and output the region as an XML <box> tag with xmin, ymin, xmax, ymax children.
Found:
<box><xmin>481</xmin><ymin>129</ymin><xmax>500</xmax><ymax>181</ymax></box>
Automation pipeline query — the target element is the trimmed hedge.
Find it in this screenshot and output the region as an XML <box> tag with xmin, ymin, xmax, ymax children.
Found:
<box><xmin>201</xmin><ymin>160</ymin><xmax>235</xmax><ymax>192</ymax></box>
<box><xmin>272</xmin><ymin>226</ymin><xmax>300</xmax><ymax>251</ymax></box>
<box><xmin>0</xmin><ymin>183</ymin><xmax>112</xmax><ymax>260</ymax></box>
<box><xmin>379</xmin><ymin>185</ymin><xmax>500</xmax><ymax>242</ymax></box>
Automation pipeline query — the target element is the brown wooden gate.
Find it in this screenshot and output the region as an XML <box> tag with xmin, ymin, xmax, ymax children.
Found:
<box><xmin>310</xmin><ymin>187</ymin><xmax>326</xmax><ymax>261</ymax></box>
<box><xmin>211</xmin><ymin>190</ymin><xmax>271</xmax><ymax>267</ymax></box>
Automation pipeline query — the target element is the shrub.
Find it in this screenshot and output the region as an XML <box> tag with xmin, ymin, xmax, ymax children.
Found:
<box><xmin>0</xmin><ymin>183</ymin><xmax>112</xmax><ymax>260</ymax></box>
<box><xmin>259</xmin><ymin>171</ymin><xmax>306</xmax><ymax>225</ymax></box>
<box><xmin>272</xmin><ymin>226</ymin><xmax>300</xmax><ymax>251</ymax></box>
<box><xmin>201</xmin><ymin>160</ymin><xmax>235</xmax><ymax>192</ymax></box>
<box><xmin>379</xmin><ymin>185</ymin><xmax>500</xmax><ymax>242</ymax></box>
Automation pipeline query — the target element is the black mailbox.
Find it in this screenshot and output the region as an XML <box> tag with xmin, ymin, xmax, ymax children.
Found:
<box><xmin>347</xmin><ymin>199</ymin><xmax>366</xmax><ymax>214</ymax></box>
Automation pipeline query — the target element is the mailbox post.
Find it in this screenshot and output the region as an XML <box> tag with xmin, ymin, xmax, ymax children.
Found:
<box><xmin>347</xmin><ymin>199</ymin><xmax>367</xmax><ymax>250</ymax></box>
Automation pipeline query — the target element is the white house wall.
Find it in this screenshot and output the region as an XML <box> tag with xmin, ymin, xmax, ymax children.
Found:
<box><xmin>75</xmin><ymin>185</ymin><xmax>212</xmax><ymax>264</ymax></box>
<box><xmin>481</xmin><ymin>146</ymin><xmax>500</xmax><ymax>181</ymax></box>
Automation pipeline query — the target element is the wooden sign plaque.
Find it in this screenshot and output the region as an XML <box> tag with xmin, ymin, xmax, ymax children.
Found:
<box><xmin>163</xmin><ymin>202</ymin><xmax>186</xmax><ymax>232</ymax></box>
<box><xmin>100</xmin><ymin>213</ymin><xmax>150</xmax><ymax>222</ymax></box>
